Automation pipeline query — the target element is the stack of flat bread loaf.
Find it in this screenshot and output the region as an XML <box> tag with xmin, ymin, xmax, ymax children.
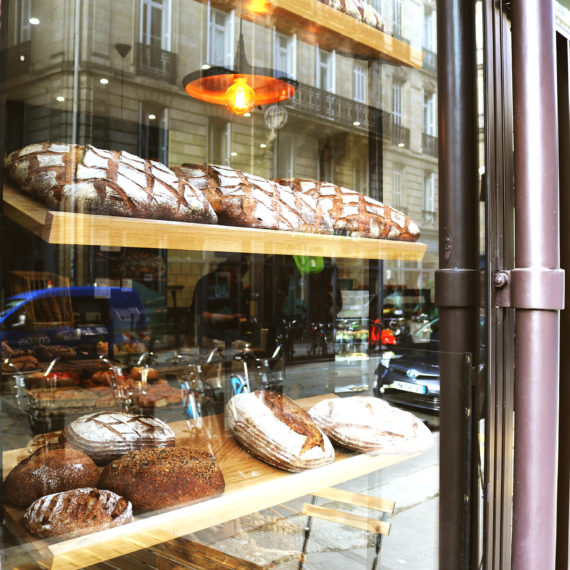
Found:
<box><xmin>4</xmin><ymin>143</ymin><xmax>420</xmax><ymax>242</ymax></box>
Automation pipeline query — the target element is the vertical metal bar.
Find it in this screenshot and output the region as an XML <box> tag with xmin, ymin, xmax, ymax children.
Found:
<box><xmin>482</xmin><ymin>1</ymin><xmax>516</xmax><ymax>568</ymax></box>
<box><xmin>436</xmin><ymin>0</ymin><xmax>480</xmax><ymax>568</ymax></box>
<box><xmin>555</xmin><ymin>31</ymin><xmax>570</xmax><ymax>570</ymax></box>
<box><xmin>510</xmin><ymin>2</ymin><xmax>560</xmax><ymax>569</ymax></box>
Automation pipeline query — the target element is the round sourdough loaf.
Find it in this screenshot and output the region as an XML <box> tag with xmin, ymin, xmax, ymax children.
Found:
<box><xmin>308</xmin><ymin>396</ymin><xmax>433</xmax><ymax>454</ymax></box>
<box><xmin>23</xmin><ymin>487</ymin><xmax>132</xmax><ymax>538</ymax></box>
<box><xmin>99</xmin><ymin>447</ymin><xmax>225</xmax><ymax>511</ymax></box>
<box><xmin>4</xmin><ymin>443</ymin><xmax>100</xmax><ymax>508</ymax></box>
<box><xmin>61</xmin><ymin>411</ymin><xmax>175</xmax><ymax>465</ymax></box>
<box><xmin>225</xmin><ymin>391</ymin><xmax>335</xmax><ymax>472</ymax></box>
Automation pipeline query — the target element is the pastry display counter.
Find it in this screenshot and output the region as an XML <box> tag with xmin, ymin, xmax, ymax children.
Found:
<box><xmin>2</xmin><ymin>184</ymin><xmax>427</xmax><ymax>262</ymax></box>
<box><xmin>3</xmin><ymin>394</ymin><xmax>419</xmax><ymax>570</ymax></box>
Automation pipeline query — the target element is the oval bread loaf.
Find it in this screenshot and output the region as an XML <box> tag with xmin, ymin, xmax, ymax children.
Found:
<box><xmin>225</xmin><ymin>391</ymin><xmax>335</xmax><ymax>472</ymax></box>
<box><xmin>173</xmin><ymin>163</ymin><xmax>333</xmax><ymax>234</ymax></box>
<box><xmin>23</xmin><ymin>488</ymin><xmax>132</xmax><ymax>538</ymax></box>
<box><xmin>275</xmin><ymin>177</ymin><xmax>420</xmax><ymax>241</ymax></box>
<box><xmin>4</xmin><ymin>443</ymin><xmax>100</xmax><ymax>508</ymax></box>
<box><xmin>4</xmin><ymin>142</ymin><xmax>217</xmax><ymax>223</ymax></box>
<box><xmin>61</xmin><ymin>411</ymin><xmax>176</xmax><ymax>465</ymax></box>
<box><xmin>308</xmin><ymin>396</ymin><xmax>433</xmax><ymax>454</ymax></box>
<box><xmin>99</xmin><ymin>447</ymin><xmax>225</xmax><ymax>511</ymax></box>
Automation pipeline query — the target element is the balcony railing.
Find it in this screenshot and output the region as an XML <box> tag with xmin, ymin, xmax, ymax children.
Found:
<box><xmin>422</xmin><ymin>48</ymin><xmax>437</xmax><ymax>73</ymax></box>
<box><xmin>422</xmin><ymin>133</ymin><xmax>438</xmax><ymax>157</ymax></box>
<box><xmin>136</xmin><ymin>43</ymin><xmax>177</xmax><ymax>84</ymax></box>
<box><xmin>6</xmin><ymin>42</ymin><xmax>31</xmax><ymax>78</ymax></box>
<box><xmin>383</xmin><ymin>114</ymin><xmax>410</xmax><ymax>149</ymax></box>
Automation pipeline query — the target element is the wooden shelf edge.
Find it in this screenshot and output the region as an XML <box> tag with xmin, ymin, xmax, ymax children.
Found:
<box><xmin>3</xmin><ymin>184</ymin><xmax>427</xmax><ymax>261</ymax></box>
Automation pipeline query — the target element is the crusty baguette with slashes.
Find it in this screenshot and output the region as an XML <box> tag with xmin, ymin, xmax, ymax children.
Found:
<box><xmin>225</xmin><ymin>390</ymin><xmax>335</xmax><ymax>472</ymax></box>
<box><xmin>4</xmin><ymin>142</ymin><xmax>217</xmax><ymax>223</ymax></box>
<box><xmin>172</xmin><ymin>163</ymin><xmax>333</xmax><ymax>233</ymax></box>
<box><xmin>275</xmin><ymin>177</ymin><xmax>421</xmax><ymax>241</ymax></box>
<box><xmin>23</xmin><ymin>488</ymin><xmax>132</xmax><ymax>538</ymax></box>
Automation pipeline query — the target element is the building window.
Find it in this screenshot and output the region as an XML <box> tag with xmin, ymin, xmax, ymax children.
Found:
<box><xmin>208</xmin><ymin>119</ymin><xmax>231</xmax><ymax>165</ymax></box>
<box><xmin>393</xmin><ymin>0</ymin><xmax>403</xmax><ymax>38</ymax></box>
<box><xmin>422</xmin><ymin>90</ymin><xmax>436</xmax><ymax>136</ymax></box>
<box><xmin>392</xmin><ymin>80</ymin><xmax>403</xmax><ymax>124</ymax></box>
<box><xmin>14</xmin><ymin>0</ymin><xmax>31</xmax><ymax>44</ymax></box>
<box><xmin>423</xmin><ymin>172</ymin><xmax>435</xmax><ymax>222</ymax></box>
<box><xmin>393</xmin><ymin>168</ymin><xmax>402</xmax><ymax>208</ymax></box>
<box><xmin>353</xmin><ymin>157</ymin><xmax>368</xmax><ymax>194</ymax></box>
<box><xmin>423</xmin><ymin>8</ymin><xmax>435</xmax><ymax>51</ymax></box>
<box><xmin>140</xmin><ymin>0</ymin><xmax>171</xmax><ymax>51</ymax></box>
<box><xmin>353</xmin><ymin>60</ymin><xmax>367</xmax><ymax>103</ymax></box>
<box><xmin>277</xmin><ymin>132</ymin><xmax>295</xmax><ymax>179</ymax></box>
<box><xmin>316</xmin><ymin>48</ymin><xmax>335</xmax><ymax>93</ymax></box>
<box><xmin>274</xmin><ymin>31</ymin><xmax>296</xmax><ymax>79</ymax></box>
<box><xmin>208</xmin><ymin>7</ymin><xmax>234</xmax><ymax>68</ymax></box>
<box><xmin>139</xmin><ymin>103</ymin><xmax>168</xmax><ymax>164</ymax></box>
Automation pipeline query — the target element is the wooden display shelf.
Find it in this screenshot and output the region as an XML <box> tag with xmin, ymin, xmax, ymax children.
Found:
<box><xmin>2</xmin><ymin>184</ymin><xmax>427</xmax><ymax>262</ymax></box>
<box><xmin>223</xmin><ymin>0</ymin><xmax>424</xmax><ymax>67</ymax></box>
<box><xmin>3</xmin><ymin>394</ymin><xmax>421</xmax><ymax>569</ymax></box>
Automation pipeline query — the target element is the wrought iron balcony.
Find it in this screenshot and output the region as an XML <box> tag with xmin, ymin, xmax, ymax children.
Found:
<box><xmin>6</xmin><ymin>42</ymin><xmax>31</xmax><ymax>78</ymax></box>
<box><xmin>136</xmin><ymin>43</ymin><xmax>177</xmax><ymax>84</ymax></box>
<box><xmin>422</xmin><ymin>132</ymin><xmax>438</xmax><ymax>157</ymax></box>
<box><xmin>422</xmin><ymin>48</ymin><xmax>437</xmax><ymax>73</ymax></box>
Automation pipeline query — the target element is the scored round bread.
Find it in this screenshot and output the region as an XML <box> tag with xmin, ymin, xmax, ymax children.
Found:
<box><xmin>60</xmin><ymin>411</ymin><xmax>176</xmax><ymax>465</ymax></box>
<box><xmin>4</xmin><ymin>142</ymin><xmax>217</xmax><ymax>223</ymax></box>
<box><xmin>4</xmin><ymin>443</ymin><xmax>101</xmax><ymax>508</ymax></box>
<box><xmin>225</xmin><ymin>391</ymin><xmax>335</xmax><ymax>472</ymax></box>
<box><xmin>172</xmin><ymin>163</ymin><xmax>333</xmax><ymax>234</ymax></box>
<box><xmin>308</xmin><ymin>396</ymin><xmax>433</xmax><ymax>454</ymax></box>
<box><xmin>275</xmin><ymin>177</ymin><xmax>420</xmax><ymax>241</ymax></box>
<box><xmin>23</xmin><ymin>487</ymin><xmax>132</xmax><ymax>538</ymax></box>
<box><xmin>99</xmin><ymin>447</ymin><xmax>225</xmax><ymax>511</ymax></box>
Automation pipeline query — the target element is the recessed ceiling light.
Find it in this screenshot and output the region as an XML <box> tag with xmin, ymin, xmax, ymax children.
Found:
<box><xmin>29</xmin><ymin>17</ymin><xmax>40</xmax><ymax>25</ymax></box>
<box><xmin>259</xmin><ymin>143</ymin><xmax>267</xmax><ymax>148</ymax></box>
<box><xmin>99</xmin><ymin>78</ymin><xmax>109</xmax><ymax>85</ymax></box>
<box><xmin>398</xmin><ymin>142</ymin><xmax>405</xmax><ymax>148</ymax></box>
<box><xmin>352</xmin><ymin>121</ymin><xmax>361</xmax><ymax>126</ymax></box>
<box><xmin>148</xmin><ymin>114</ymin><xmax>157</xmax><ymax>120</ymax></box>
<box><xmin>56</xmin><ymin>96</ymin><xmax>65</xmax><ymax>102</ymax></box>
<box><xmin>19</xmin><ymin>55</ymin><xmax>26</xmax><ymax>62</ymax></box>
<box><xmin>201</xmin><ymin>64</ymin><xmax>211</xmax><ymax>70</ymax></box>
<box><xmin>230</xmin><ymin>151</ymin><xmax>238</xmax><ymax>157</ymax></box>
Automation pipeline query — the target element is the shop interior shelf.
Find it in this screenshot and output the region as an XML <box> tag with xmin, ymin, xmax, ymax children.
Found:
<box><xmin>224</xmin><ymin>0</ymin><xmax>424</xmax><ymax>67</ymax></box>
<box><xmin>2</xmin><ymin>184</ymin><xmax>427</xmax><ymax>261</ymax></box>
<box><xmin>2</xmin><ymin>394</ymin><xmax>418</xmax><ymax>569</ymax></box>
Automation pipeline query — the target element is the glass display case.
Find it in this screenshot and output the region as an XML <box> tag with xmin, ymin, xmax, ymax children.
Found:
<box><xmin>0</xmin><ymin>0</ymin><xmax>464</xmax><ymax>568</ymax></box>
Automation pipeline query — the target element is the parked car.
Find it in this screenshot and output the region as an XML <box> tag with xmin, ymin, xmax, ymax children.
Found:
<box><xmin>373</xmin><ymin>316</ymin><xmax>485</xmax><ymax>425</ymax></box>
<box><xmin>0</xmin><ymin>286</ymin><xmax>149</xmax><ymax>356</ymax></box>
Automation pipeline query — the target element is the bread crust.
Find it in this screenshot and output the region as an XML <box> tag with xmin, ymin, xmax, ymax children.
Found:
<box><xmin>4</xmin><ymin>443</ymin><xmax>101</xmax><ymax>508</ymax></box>
<box><xmin>23</xmin><ymin>487</ymin><xmax>132</xmax><ymax>538</ymax></box>
<box><xmin>99</xmin><ymin>447</ymin><xmax>225</xmax><ymax>511</ymax></box>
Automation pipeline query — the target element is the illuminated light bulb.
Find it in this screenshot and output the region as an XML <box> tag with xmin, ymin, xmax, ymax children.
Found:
<box><xmin>231</xmin><ymin>151</ymin><xmax>238</xmax><ymax>157</ymax></box>
<box><xmin>29</xmin><ymin>17</ymin><xmax>40</xmax><ymax>25</ymax></box>
<box><xmin>201</xmin><ymin>64</ymin><xmax>211</xmax><ymax>70</ymax></box>
<box><xmin>259</xmin><ymin>143</ymin><xmax>267</xmax><ymax>148</ymax></box>
<box><xmin>99</xmin><ymin>78</ymin><xmax>109</xmax><ymax>85</ymax></box>
<box><xmin>243</xmin><ymin>112</ymin><xmax>252</xmax><ymax>117</ymax></box>
<box><xmin>352</xmin><ymin>121</ymin><xmax>361</xmax><ymax>126</ymax></box>
<box><xmin>56</xmin><ymin>96</ymin><xmax>65</xmax><ymax>102</ymax></box>
<box><xmin>225</xmin><ymin>77</ymin><xmax>255</xmax><ymax>115</ymax></box>
<box><xmin>148</xmin><ymin>114</ymin><xmax>157</xmax><ymax>120</ymax></box>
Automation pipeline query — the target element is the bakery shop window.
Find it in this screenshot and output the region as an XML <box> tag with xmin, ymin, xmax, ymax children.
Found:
<box><xmin>139</xmin><ymin>102</ymin><xmax>168</xmax><ymax>163</ymax></box>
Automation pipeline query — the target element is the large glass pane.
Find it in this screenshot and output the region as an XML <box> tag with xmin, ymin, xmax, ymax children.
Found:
<box><xmin>0</xmin><ymin>0</ymin><xmax>472</xmax><ymax>568</ymax></box>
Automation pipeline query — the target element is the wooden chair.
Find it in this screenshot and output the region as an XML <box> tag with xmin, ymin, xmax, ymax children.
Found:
<box><xmin>299</xmin><ymin>487</ymin><xmax>395</xmax><ymax>570</ymax></box>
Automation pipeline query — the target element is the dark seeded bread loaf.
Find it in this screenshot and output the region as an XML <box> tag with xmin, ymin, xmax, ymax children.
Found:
<box><xmin>23</xmin><ymin>487</ymin><xmax>132</xmax><ymax>538</ymax></box>
<box><xmin>4</xmin><ymin>142</ymin><xmax>217</xmax><ymax>223</ymax></box>
<box><xmin>61</xmin><ymin>411</ymin><xmax>176</xmax><ymax>465</ymax></box>
<box><xmin>225</xmin><ymin>391</ymin><xmax>335</xmax><ymax>472</ymax></box>
<box><xmin>99</xmin><ymin>447</ymin><xmax>225</xmax><ymax>511</ymax></box>
<box><xmin>4</xmin><ymin>443</ymin><xmax>101</xmax><ymax>508</ymax></box>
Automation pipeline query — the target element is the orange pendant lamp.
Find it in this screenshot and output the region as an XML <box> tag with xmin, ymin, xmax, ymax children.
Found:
<box><xmin>183</xmin><ymin>20</ymin><xmax>296</xmax><ymax>115</ymax></box>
